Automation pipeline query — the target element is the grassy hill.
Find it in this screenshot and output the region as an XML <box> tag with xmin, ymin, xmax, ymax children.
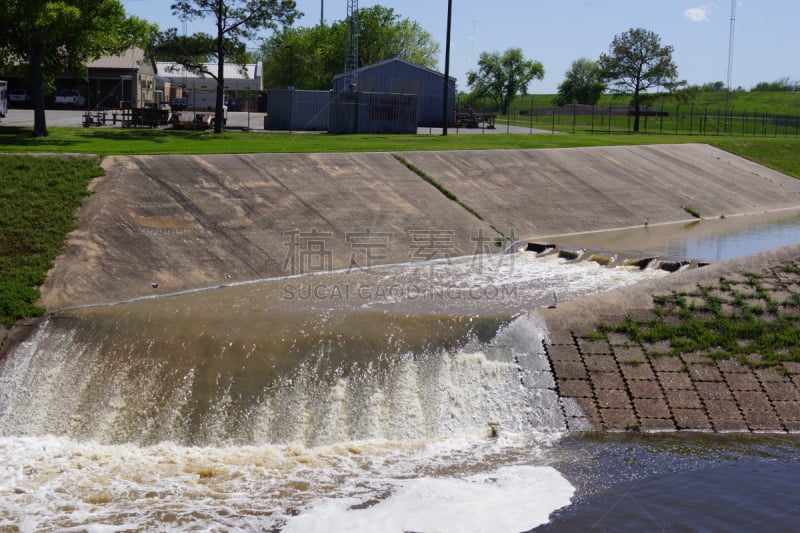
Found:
<box><xmin>501</xmin><ymin>90</ymin><xmax>800</xmax><ymax>116</ymax></box>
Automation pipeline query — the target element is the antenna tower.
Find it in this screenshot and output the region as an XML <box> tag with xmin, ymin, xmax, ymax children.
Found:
<box><xmin>726</xmin><ymin>0</ymin><xmax>736</xmax><ymax>94</ymax></box>
<box><xmin>344</xmin><ymin>0</ymin><xmax>359</xmax><ymax>91</ymax></box>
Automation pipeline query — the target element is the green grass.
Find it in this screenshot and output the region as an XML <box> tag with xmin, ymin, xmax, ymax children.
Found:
<box><xmin>486</xmin><ymin>91</ymin><xmax>800</xmax><ymax>138</ymax></box>
<box><xmin>0</xmin><ymin>125</ymin><xmax>711</xmax><ymax>155</ymax></box>
<box><xmin>0</xmin><ymin>155</ymin><xmax>102</xmax><ymax>325</ymax></box>
<box><xmin>683</xmin><ymin>206</ymin><xmax>702</xmax><ymax>219</ymax></box>
<box><xmin>504</xmin><ymin>91</ymin><xmax>800</xmax><ymax>116</ymax></box>
<box><xmin>596</xmin><ymin>269</ymin><xmax>800</xmax><ymax>368</ymax></box>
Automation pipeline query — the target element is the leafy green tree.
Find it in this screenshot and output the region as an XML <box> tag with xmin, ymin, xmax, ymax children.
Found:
<box><xmin>752</xmin><ymin>77</ymin><xmax>797</xmax><ymax>92</ymax></box>
<box><xmin>598</xmin><ymin>28</ymin><xmax>683</xmax><ymax>132</ymax></box>
<box><xmin>261</xmin><ymin>24</ymin><xmax>342</xmax><ymax>89</ymax></box>
<box><xmin>0</xmin><ymin>0</ymin><xmax>153</xmax><ymax>137</ymax></box>
<box><xmin>700</xmin><ymin>81</ymin><xmax>726</xmax><ymax>92</ymax></box>
<box><xmin>260</xmin><ymin>5</ymin><xmax>439</xmax><ymax>90</ymax></box>
<box><xmin>161</xmin><ymin>0</ymin><xmax>299</xmax><ymax>133</ymax></box>
<box><xmin>466</xmin><ymin>48</ymin><xmax>544</xmax><ymax>115</ymax></box>
<box><xmin>554</xmin><ymin>57</ymin><xmax>605</xmax><ymax>106</ymax></box>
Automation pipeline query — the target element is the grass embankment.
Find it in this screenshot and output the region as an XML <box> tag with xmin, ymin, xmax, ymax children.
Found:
<box><xmin>506</xmin><ymin>91</ymin><xmax>800</xmax><ymax>116</ymax></box>
<box><xmin>0</xmin><ymin>156</ymin><xmax>101</xmax><ymax>325</ymax></box>
<box><xmin>1</xmin><ymin>126</ymin><xmax>799</xmax><ymax>178</ymax></box>
<box><xmin>0</xmin><ymin>130</ymin><xmax>799</xmax><ymax>327</ymax></box>
<box><xmin>493</xmin><ymin>90</ymin><xmax>800</xmax><ymax>137</ymax></box>
<box><xmin>0</xmin><ymin>126</ymin><xmax>725</xmax><ymax>155</ymax></box>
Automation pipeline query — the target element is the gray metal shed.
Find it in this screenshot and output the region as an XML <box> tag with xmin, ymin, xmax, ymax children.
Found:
<box><xmin>332</xmin><ymin>57</ymin><xmax>455</xmax><ymax>126</ymax></box>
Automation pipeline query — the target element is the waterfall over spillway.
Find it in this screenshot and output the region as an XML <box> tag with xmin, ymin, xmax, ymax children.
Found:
<box><xmin>0</xmin><ymin>251</ymin><xmax>668</xmax><ymax>531</ymax></box>
<box><xmin>0</xmin><ymin>310</ymin><xmax>562</xmax><ymax>446</ymax></box>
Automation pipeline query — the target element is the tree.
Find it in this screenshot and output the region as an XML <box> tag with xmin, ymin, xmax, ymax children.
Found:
<box><xmin>0</xmin><ymin>0</ymin><xmax>153</xmax><ymax>137</ymax></box>
<box><xmin>467</xmin><ymin>48</ymin><xmax>544</xmax><ymax>115</ymax></box>
<box><xmin>598</xmin><ymin>28</ymin><xmax>683</xmax><ymax>132</ymax></box>
<box><xmin>260</xmin><ymin>5</ymin><xmax>439</xmax><ymax>91</ymax></box>
<box><xmin>163</xmin><ymin>0</ymin><xmax>299</xmax><ymax>133</ymax></box>
<box><xmin>554</xmin><ymin>58</ymin><xmax>605</xmax><ymax>106</ymax></box>
<box><xmin>752</xmin><ymin>77</ymin><xmax>798</xmax><ymax>92</ymax></box>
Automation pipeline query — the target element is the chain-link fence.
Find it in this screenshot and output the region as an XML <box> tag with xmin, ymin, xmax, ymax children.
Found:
<box><xmin>456</xmin><ymin>96</ymin><xmax>800</xmax><ymax>137</ymax></box>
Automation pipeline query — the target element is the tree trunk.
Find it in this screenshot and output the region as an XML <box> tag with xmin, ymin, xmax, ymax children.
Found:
<box><xmin>214</xmin><ymin>4</ymin><xmax>225</xmax><ymax>134</ymax></box>
<box><xmin>31</xmin><ymin>45</ymin><xmax>48</xmax><ymax>137</ymax></box>
<box><xmin>632</xmin><ymin>89</ymin><xmax>641</xmax><ymax>133</ymax></box>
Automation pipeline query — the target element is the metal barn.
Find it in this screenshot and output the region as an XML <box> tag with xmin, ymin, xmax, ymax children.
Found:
<box><xmin>332</xmin><ymin>57</ymin><xmax>455</xmax><ymax>126</ymax></box>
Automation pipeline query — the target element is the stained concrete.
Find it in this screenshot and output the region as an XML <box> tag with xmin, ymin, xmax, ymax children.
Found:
<box><xmin>400</xmin><ymin>143</ymin><xmax>800</xmax><ymax>239</ymax></box>
<box><xmin>40</xmin><ymin>144</ymin><xmax>800</xmax><ymax>310</ymax></box>
<box><xmin>27</xmin><ymin>143</ymin><xmax>800</xmax><ymax>432</ymax></box>
<box><xmin>39</xmin><ymin>152</ymin><xmax>498</xmax><ymax>309</ymax></box>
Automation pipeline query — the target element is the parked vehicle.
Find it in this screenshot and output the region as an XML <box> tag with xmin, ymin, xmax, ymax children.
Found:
<box><xmin>54</xmin><ymin>89</ymin><xmax>87</xmax><ymax>107</ymax></box>
<box><xmin>227</xmin><ymin>98</ymin><xmax>242</xmax><ymax>112</ymax></box>
<box><xmin>9</xmin><ymin>89</ymin><xmax>30</xmax><ymax>107</ymax></box>
<box><xmin>169</xmin><ymin>111</ymin><xmax>224</xmax><ymax>130</ymax></box>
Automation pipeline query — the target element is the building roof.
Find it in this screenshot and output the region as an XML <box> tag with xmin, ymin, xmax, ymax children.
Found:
<box><xmin>88</xmin><ymin>47</ymin><xmax>148</xmax><ymax>70</ymax></box>
<box><xmin>156</xmin><ymin>62</ymin><xmax>261</xmax><ymax>81</ymax></box>
<box><xmin>333</xmin><ymin>56</ymin><xmax>456</xmax><ymax>83</ymax></box>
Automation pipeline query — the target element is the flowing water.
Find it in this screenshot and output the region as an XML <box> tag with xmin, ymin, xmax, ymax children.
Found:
<box><xmin>1</xmin><ymin>229</ymin><xmax>798</xmax><ymax>531</ymax></box>
<box><xmin>0</xmin><ymin>252</ymin><xmax>669</xmax><ymax>532</ymax></box>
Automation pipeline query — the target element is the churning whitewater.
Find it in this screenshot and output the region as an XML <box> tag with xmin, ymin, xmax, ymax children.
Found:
<box><xmin>0</xmin><ymin>251</ymin><xmax>668</xmax><ymax>531</ymax></box>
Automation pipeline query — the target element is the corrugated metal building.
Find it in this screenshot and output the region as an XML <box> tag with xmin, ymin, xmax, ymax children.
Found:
<box><xmin>266</xmin><ymin>89</ymin><xmax>330</xmax><ymax>131</ymax></box>
<box><xmin>332</xmin><ymin>57</ymin><xmax>455</xmax><ymax>126</ymax></box>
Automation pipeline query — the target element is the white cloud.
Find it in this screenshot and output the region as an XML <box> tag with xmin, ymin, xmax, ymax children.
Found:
<box><xmin>684</xmin><ymin>5</ymin><xmax>712</xmax><ymax>22</ymax></box>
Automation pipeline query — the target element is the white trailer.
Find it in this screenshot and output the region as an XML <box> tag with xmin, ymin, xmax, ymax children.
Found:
<box><xmin>187</xmin><ymin>87</ymin><xmax>227</xmax><ymax>111</ymax></box>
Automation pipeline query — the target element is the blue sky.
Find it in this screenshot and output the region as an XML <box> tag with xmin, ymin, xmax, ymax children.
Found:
<box><xmin>122</xmin><ymin>0</ymin><xmax>797</xmax><ymax>94</ymax></box>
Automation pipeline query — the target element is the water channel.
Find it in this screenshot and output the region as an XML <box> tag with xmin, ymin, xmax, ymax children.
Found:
<box><xmin>1</xmin><ymin>210</ymin><xmax>799</xmax><ymax>531</ymax></box>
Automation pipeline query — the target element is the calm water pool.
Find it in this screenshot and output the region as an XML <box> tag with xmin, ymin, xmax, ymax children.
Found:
<box><xmin>540</xmin><ymin>208</ymin><xmax>800</xmax><ymax>262</ymax></box>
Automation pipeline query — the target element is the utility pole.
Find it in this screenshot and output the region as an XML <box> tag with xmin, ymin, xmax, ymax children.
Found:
<box><xmin>441</xmin><ymin>0</ymin><xmax>453</xmax><ymax>136</ymax></box>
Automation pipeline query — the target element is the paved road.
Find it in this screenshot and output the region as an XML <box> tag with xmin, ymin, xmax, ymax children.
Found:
<box><xmin>1</xmin><ymin>108</ymin><xmax>262</xmax><ymax>129</ymax></box>
<box><xmin>1</xmin><ymin>108</ymin><xmax>551</xmax><ymax>134</ymax></box>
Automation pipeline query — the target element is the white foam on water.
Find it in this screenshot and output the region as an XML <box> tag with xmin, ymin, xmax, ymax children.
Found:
<box><xmin>282</xmin><ymin>464</ymin><xmax>575</xmax><ymax>533</ymax></box>
<box><xmin>0</xmin><ymin>432</ymin><xmax>571</xmax><ymax>531</ymax></box>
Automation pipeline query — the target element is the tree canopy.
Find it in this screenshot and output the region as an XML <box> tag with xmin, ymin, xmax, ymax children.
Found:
<box><xmin>0</xmin><ymin>0</ymin><xmax>154</xmax><ymax>136</ymax></box>
<box><xmin>260</xmin><ymin>5</ymin><xmax>439</xmax><ymax>91</ymax></box>
<box><xmin>598</xmin><ymin>27</ymin><xmax>683</xmax><ymax>132</ymax></box>
<box><xmin>466</xmin><ymin>48</ymin><xmax>544</xmax><ymax>115</ymax></box>
<box><xmin>554</xmin><ymin>58</ymin><xmax>605</xmax><ymax>106</ymax></box>
<box><xmin>160</xmin><ymin>0</ymin><xmax>299</xmax><ymax>132</ymax></box>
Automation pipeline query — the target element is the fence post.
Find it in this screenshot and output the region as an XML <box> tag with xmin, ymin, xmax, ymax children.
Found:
<box><xmin>529</xmin><ymin>94</ymin><xmax>534</xmax><ymax>134</ymax></box>
<box><xmin>591</xmin><ymin>104</ymin><xmax>595</xmax><ymax>134</ymax></box>
<box><xmin>552</xmin><ymin>108</ymin><xmax>555</xmax><ymax>134</ymax></box>
<box><xmin>675</xmin><ymin>104</ymin><xmax>679</xmax><ymax>135</ymax></box>
<box><xmin>570</xmin><ymin>104</ymin><xmax>575</xmax><ymax>133</ymax></box>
